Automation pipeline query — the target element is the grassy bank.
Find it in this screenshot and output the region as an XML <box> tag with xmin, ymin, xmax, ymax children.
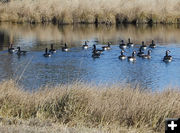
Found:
<box><xmin>1</xmin><ymin>0</ymin><xmax>180</xmax><ymax>24</ymax></box>
<box><xmin>0</xmin><ymin>80</ymin><xmax>179</xmax><ymax>132</ymax></box>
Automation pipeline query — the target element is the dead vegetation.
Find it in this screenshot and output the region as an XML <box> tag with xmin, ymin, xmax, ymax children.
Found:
<box><xmin>0</xmin><ymin>80</ymin><xmax>179</xmax><ymax>132</ymax></box>
<box><xmin>1</xmin><ymin>0</ymin><xmax>180</xmax><ymax>24</ymax></box>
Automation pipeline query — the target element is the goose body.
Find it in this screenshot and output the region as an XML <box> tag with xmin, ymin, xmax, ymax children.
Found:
<box><xmin>102</xmin><ymin>42</ymin><xmax>111</xmax><ymax>50</ymax></box>
<box><xmin>142</xmin><ymin>50</ymin><xmax>151</xmax><ymax>59</ymax></box>
<box><xmin>140</xmin><ymin>41</ymin><xmax>147</xmax><ymax>50</ymax></box>
<box><xmin>128</xmin><ymin>51</ymin><xmax>136</xmax><ymax>62</ymax></box>
<box><xmin>49</xmin><ymin>44</ymin><xmax>56</xmax><ymax>53</ymax></box>
<box><xmin>119</xmin><ymin>40</ymin><xmax>127</xmax><ymax>49</ymax></box>
<box><xmin>83</xmin><ymin>41</ymin><xmax>88</xmax><ymax>49</ymax></box>
<box><xmin>62</xmin><ymin>43</ymin><xmax>69</xmax><ymax>52</ymax></box>
<box><xmin>119</xmin><ymin>50</ymin><xmax>126</xmax><ymax>60</ymax></box>
<box><xmin>16</xmin><ymin>47</ymin><xmax>27</xmax><ymax>56</ymax></box>
<box><xmin>137</xmin><ymin>47</ymin><xmax>145</xmax><ymax>57</ymax></box>
<box><xmin>92</xmin><ymin>50</ymin><xmax>101</xmax><ymax>58</ymax></box>
<box><xmin>9</xmin><ymin>48</ymin><xmax>15</xmax><ymax>53</ymax></box>
<box><xmin>92</xmin><ymin>52</ymin><xmax>101</xmax><ymax>58</ymax></box>
<box><xmin>44</xmin><ymin>48</ymin><xmax>51</xmax><ymax>57</ymax></box>
<box><xmin>92</xmin><ymin>44</ymin><xmax>103</xmax><ymax>54</ymax></box>
<box><xmin>163</xmin><ymin>50</ymin><xmax>172</xmax><ymax>62</ymax></box>
<box><xmin>149</xmin><ymin>40</ymin><xmax>156</xmax><ymax>48</ymax></box>
<box><xmin>8</xmin><ymin>44</ymin><xmax>16</xmax><ymax>53</ymax></box>
<box><xmin>127</xmin><ymin>38</ymin><xmax>134</xmax><ymax>47</ymax></box>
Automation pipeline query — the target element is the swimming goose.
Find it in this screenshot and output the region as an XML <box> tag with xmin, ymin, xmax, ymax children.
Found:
<box><xmin>92</xmin><ymin>44</ymin><xmax>103</xmax><ymax>54</ymax></box>
<box><xmin>44</xmin><ymin>48</ymin><xmax>51</xmax><ymax>57</ymax></box>
<box><xmin>149</xmin><ymin>40</ymin><xmax>156</xmax><ymax>48</ymax></box>
<box><xmin>142</xmin><ymin>50</ymin><xmax>152</xmax><ymax>59</ymax></box>
<box><xmin>128</xmin><ymin>51</ymin><xmax>136</xmax><ymax>62</ymax></box>
<box><xmin>49</xmin><ymin>44</ymin><xmax>56</xmax><ymax>53</ymax></box>
<box><xmin>119</xmin><ymin>50</ymin><xmax>126</xmax><ymax>60</ymax></box>
<box><xmin>83</xmin><ymin>41</ymin><xmax>88</xmax><ymax>49</ymax></box>
<box><xmin>140</xmin><ymin>41</ymin><xmax>147</xmax><ymax>50</ymax></box>
<box><xmin>8</xmin><ymin>43</ymin><xmax>16</xmax><ymax>53</ymax></box>
<box><xmin>16</xmin><ymin>47</ymin><xmax>27</xmax><ymax>56</ymax></box>
<box><xmin>137</xmin><ymin>47</ymin><xmax>145</xmax><ymax>57</ymax></box>
<box><xmin>127</xmin><ymin>38</ymin><xmax>134</xmax><ymax>47</ymax></box>
<box><xmin>102</xmin><ymin>42</ymin><xmax>111</xmax><ymax>50</ymax></box>
<box><xmin>119</xmin><ymin>40</ymin><xmax>127</xmax><ymax>49</ymax></box>
<box><xmin>92</xmin><ymin>49</ymin><xmax>101</xmax><ymax>58</ymax></box>
<box><xmin>163</xmin><ymin>50</ymin><xmax>172</xmax><ymax>62</ymax></box>
<box><xmin>62</xmin><ymin>43</ymin><xmax>69</xmax><ymax>52</ymax></box>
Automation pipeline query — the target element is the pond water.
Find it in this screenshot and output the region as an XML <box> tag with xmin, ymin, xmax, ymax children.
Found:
<box><xmin>0</xmin><ymin>23</ymin><xmax>180</xmax><ymax>91</ymax></box>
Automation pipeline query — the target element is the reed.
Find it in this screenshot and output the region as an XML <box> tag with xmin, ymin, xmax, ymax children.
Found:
<box><xmin>1</xmin><ymin>0</ymin><xmax>180</xmax><ymax>24</ymax></box>
<box><xmin>0</xmin><ymin>80</ymin><xmax>179</xmax><ymax>132</ymax></box>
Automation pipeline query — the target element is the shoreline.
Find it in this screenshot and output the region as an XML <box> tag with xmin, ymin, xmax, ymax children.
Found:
<box><xmin>1</xmin><ymin>21</ymin><xmax>180</xmax><ymax>25</ymax></box>
<box><xmin>0</xmin><ymin>18</ymin><xmax>180</xmax><ymax>25</ymax></box>
<box><xmin>0</xmin><ymin>80</ymin><xmax>179</xmax><ymax>133</ymax></box>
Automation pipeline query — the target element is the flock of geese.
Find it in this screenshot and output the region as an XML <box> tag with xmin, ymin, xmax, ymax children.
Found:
<box><xmin>90</xmin><ymin>39</ymin><xmax>172</xmax><ymax>62</ymax></box>
<box><xmin>7</xmin><ymin>38</ymin><xmax>173</xmax><ymax>62</ymax></box>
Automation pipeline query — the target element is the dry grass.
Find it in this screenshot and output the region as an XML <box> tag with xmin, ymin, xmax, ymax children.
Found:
<box><xmin>0</xmin><ymin>117</ymin><xmax>156</xmax><ymax>133</ymax></box>
<box><xmin>1</xmin><ymin>0</ymin><xmax>180</xmax><ymax>24</ymax></box>
<box><xmin>0</xmin><ymin>80</ymin><xmax>179</xmax><ymax>132</ymax></box>
<box><xmin>0</xmin><ymin>121</ymin><xmax>156</xmax><ymax>133</ymax></box>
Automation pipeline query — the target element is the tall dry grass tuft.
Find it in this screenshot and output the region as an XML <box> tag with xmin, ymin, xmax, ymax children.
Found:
<box><xmin>0</xmin><ymin>80</ymin><xmax>180</xmax><ymax>132</ymax></box>
<box><xmin>1</xmin><ymin>0</ymin><xmax>180</xmax><ymax>24</ymax></box>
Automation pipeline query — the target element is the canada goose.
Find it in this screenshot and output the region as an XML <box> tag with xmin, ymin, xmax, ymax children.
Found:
<box><xmin>49</xmin><ymin>44</ymin><xmax>56</xmax><ymax>53</ymax></box>
<box><xmin>92</xmin><ymin>44</ymin><xmax>103</xmax><ymax>54</ymax></box>
<box><xmin>92</xmin><ymin>49</ymin><xmax>101</xmax><ymax>58</ymax></box>
<box><xmin>128</xmin><ymin>51</ymin><xmax>136</xmax><ymax>62</ymax></box>
<box><xmin>142</xmin><ymin>50</ymin><xmax>152</xmax><ymax>59</ymax></box>
<box><xmin>102</xmin><ymin>42</ymin><xmax>111</xmax><ymax>50</ymax></box>
<box><xmin>8</xmin><ymin>43</ymin><xmax>16</xmax><ymax>53</ymax></box>
<box><xmin>137</xmin><ymin>47</ymin><xmax>145</xmax><ymax>57</ymax></box>
<box><xmin>44</xmin><ymin>48</ymin><xmax>51</xmax><ymax>57</ymax></box>
<box><xmin>62</xmin><ymin>43</ymin><xmax>69</xmax><ymax>52</ymax></box>
<box><xmin>140</xmin><ymin>41</ymin><xmax>147</xmax><ymax>50</ymax></box>
<box><xmin>163</xmin><ymin>50</ymin><xmax>172</xmax><ymax>62</ymax></box>
<box><xmin>83</xmin><ymin>41</ymin><xmax>88</xmax><ymax>49</ymax></box>
<box><xmin>119</xmin><ymin>40</ymin><xmax>127</xmax><ymax>49</ymax></box>
<box><xmin>149</xmin><ymin>40</ymin><xmax>156</xmax><ymax>48</ymax></box>
<box><xmin>127</xmin><ymin>38</ymin><xmax>134</xmax><ymax>47</ymax></box>
<box><xmin>119</xmin><ymin>50</ymin><xmax>126</xmax><ymax>60</ymax></box>
<box><xmin>16</xmin><ymin>47</ymin><xmax>27</xmax><ymax>56</ymax></box>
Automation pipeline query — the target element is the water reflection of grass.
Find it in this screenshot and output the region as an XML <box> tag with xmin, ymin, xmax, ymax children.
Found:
<box><xmin>0</xmin><ymin>0</ymin><xmax>180</xmax><ymax>24</ymax></box>
<box><xmin>0</xmin><ymin>80</ymin><xmax>179</xmax><ymax>132</ymax></box>
<box><xmin>1</xmin><ymin>23</ymin><xmax>180</xmax><ymax>48</ymax></box>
